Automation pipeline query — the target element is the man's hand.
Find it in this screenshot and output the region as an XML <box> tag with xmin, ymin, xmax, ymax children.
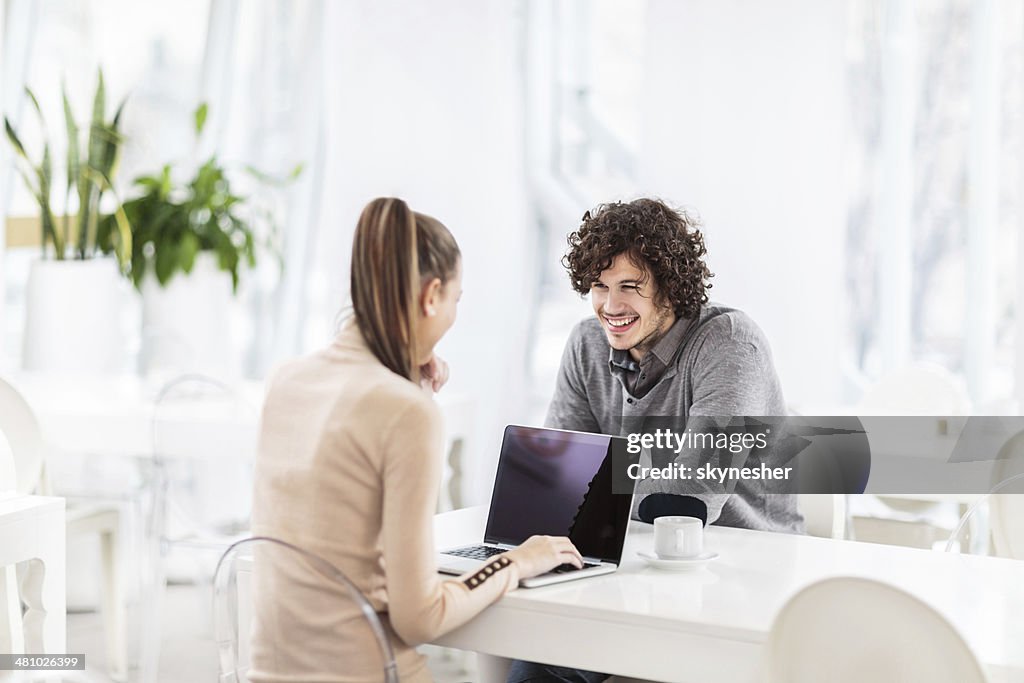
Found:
<box><xmin>419</xmin><ymin>354</ymin><xmax>450</xmax><ymax>393</ymax></box>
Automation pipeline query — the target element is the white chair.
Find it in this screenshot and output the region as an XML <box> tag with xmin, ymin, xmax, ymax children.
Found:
<box><xmin>0</xmin><ymin>377</ymin><xmax>127</xmax><ymax>680</ymax></box>
<box><xmin>436</xmin><ymin>392</ymin><xmax>476</xmax><ymax>512</ymax></box>
<box><xmin>797</xmin><ymin>494</ymin><xmax>848</xmax><ymax>539</ymax></box>
<box><xmin>765</xmin><ymin>577</ymin><xmax>986</xmax><ymax>682</ymax></box>
<box><xmin>0</xmin><ymin>494</ymin><xmax>68</xmax><ymax>658</ymax></box>
<box><xmin>988</xmin><ymin>431</ymin><xmax>1024</xmax><ymax>559</ymax></box>
<box><xmin>856</xmin><ymin>364</ymin><xmax>972</xmax><ymax>416</ymax></box>
<box><xmin>0</xmin><ymin>439</ymin><xmax>23</xmax><ymax>654</ymax></box>
<box><xmin>0</xmin><ymin>378</ymin><xmax>45</xmax><ymax>496</ymax></box>
<box><xmin>990</xmin><ymin>484</ymin><xmax>1024</xmax><ymax>560</ymax></box>
<box><xmin>213</xmin><ymin>536</ymin><xmax>398</xmax><ymax>683</ymax></box>
<box><xmin>852</xmin><ymin>364</ymin><xmax>971</xmax><ymax>548</ymax></box>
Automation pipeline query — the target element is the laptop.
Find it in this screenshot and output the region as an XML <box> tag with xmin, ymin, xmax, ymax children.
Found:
<box><xmin>437</xmin><ymin>425</ymin><xmax>633</xmax><ymax>588</ymax></box>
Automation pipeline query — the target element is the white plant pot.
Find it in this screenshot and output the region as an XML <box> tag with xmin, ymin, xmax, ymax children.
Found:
<box><xmin>140</xmin><ymin>251</ymin><xmax>240</xmax><ymax>378</ymax></box>
<box><xmin>22</xmin><ymin>257</ymin><xmax>126</xmax><ymax>373</ymax></box>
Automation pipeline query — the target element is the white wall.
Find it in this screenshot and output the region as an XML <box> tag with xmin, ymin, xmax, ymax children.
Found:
<box><xmin>315</xmin><ymin>0</ymin><xmax>531</xmax><ymax>502</ymax></box>
<box><xmin>638</xmin><ymin>0</ymin><xmax>848</xmax><ymax>409</ymax></box>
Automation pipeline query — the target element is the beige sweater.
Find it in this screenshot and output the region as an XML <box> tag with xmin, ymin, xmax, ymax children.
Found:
<box><xmin>249</xmin><ymin>319</ymin><xmax>518</xmax><ymax>683</ymax></box>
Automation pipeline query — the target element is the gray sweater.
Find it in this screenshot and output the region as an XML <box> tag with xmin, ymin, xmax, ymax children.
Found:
<box><xmin>545</xmin><ymin>304</ymin><xmax>804</xmax><ymax>533</ymax></box>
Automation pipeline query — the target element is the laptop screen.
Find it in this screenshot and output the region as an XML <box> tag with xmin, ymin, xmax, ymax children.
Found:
<box><xmin>483</xmin><ymin>425</ymin><xmax>632</xmax><ymax>564</ymax></box>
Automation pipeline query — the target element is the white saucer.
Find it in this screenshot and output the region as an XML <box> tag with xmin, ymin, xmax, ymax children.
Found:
<box><xmin>637</xmin><ymin>550</ymin><xmax>718</xmax><ymax>570</ymax></box>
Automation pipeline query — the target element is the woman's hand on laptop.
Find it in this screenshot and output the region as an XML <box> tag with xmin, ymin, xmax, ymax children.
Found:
<box><xmin>503</xmin><ymin>536</ymin><xmax>584</xmax><ymax>578</ymax></box>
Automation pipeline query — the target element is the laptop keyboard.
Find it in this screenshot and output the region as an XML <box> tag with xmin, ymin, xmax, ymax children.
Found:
<box><xmin>446</xmin><ymin>547</ymin><xmax>601</xmax><ymax>574</ymax></box>
<box><xmin>445</xmin><ymin>545</ymin><xmax>507</xmax><ymax>560</ymax></box>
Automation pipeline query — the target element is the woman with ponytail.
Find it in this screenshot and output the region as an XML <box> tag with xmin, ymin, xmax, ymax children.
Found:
<box><xmin>251</xmin><ymin>198</ymin><xmax>582</xmax><ymax>682</ymax></box>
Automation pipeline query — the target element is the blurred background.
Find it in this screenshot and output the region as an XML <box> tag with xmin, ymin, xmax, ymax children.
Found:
<box><xmin>0</xmin><ymin>0</ymin><xmax>1021</xmax><ymax>522</ymax></box>
<box><xmin>1</xmin><ymin>1</ymin><xmax>1022</xmax><ymax>681</ymax></box>
<box><xmin>3</xmin><ymin>0</ymin><xmax>1022</xmax><ymax>447</ymax></box>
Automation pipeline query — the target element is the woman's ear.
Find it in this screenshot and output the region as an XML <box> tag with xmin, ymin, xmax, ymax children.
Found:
<box><xmin>421</xmin><ymin>277</ymin><xmax>443</xmax><ymax>317</ymax></box>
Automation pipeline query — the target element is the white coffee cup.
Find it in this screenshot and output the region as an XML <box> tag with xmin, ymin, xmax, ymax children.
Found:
<box><xmin>653</xmin><ymin>515</ymin><xmax>704</xmax><ymax>559</ymax></box>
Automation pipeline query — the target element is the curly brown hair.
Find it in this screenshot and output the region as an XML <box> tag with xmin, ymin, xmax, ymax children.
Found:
<box><xmin>563</xmin><ymin>198</ymin><xmax>713</xmax><ymax>319</ymax></box>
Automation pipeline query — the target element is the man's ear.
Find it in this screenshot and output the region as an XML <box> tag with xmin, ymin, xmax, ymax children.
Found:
<box><xmin>421</xmin><ymin>277</ymin><xmax>443</xmax><ymax>316</ymax></box>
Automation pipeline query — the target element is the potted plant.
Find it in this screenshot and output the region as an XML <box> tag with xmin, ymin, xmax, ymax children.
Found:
<box><xmin>4</xmin><ymin>69</ymin><xmax>132</xmax><ymax>373</ymax></box>
<box><xmin>107</xmin><ymin>103</ymin><xmax>297</xmax><ymax>376</ymax></box>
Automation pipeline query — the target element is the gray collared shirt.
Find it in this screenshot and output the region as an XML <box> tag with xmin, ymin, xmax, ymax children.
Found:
<box><xmin>609</xmin><ymin>316</ymin><xmax>693</xmax><ymax>398</ymax></box>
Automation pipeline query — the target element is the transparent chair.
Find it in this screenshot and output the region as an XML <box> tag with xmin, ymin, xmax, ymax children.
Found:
<box><xmin>944</xmin><ymin>471</ymin><xmax>1024</xmax><ymax>558</ymax></box>
<box><xmin>213</xmin><ymin>536</ymin><xmax>399</xmax><ymax>683</ymax></box>
<box><xmin>138</xmin><ymin>373</ymin><xmax>258</xmax><ymax>682</ymax></box>
<box><xmin>765</xmin><ymin>577</ymin><xmax>985</xmax><ymax>683</ymax></box>
<box><xmin>148</xmin><ymin>373</ymin><xmax>256</xmax><ymax>545</ymax></box>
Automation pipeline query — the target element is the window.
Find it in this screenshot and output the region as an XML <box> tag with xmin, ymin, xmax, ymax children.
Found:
<box><xmin>551</xmin><ymin>0</ymin><xmax>646</xmax><ymax>204</ymax></box>
<box><xmin>523</xmin><ymin>0</ymin><xmax>648</xmax><ymax>418</ymax></box>
<box><xmin>844</xmin><ymin>0</ymin><xmax>1020</xmax><ymax>408</ymax></box>
<box><xmin>2</xmin><ymin>0</ymin><xmax>324</xmax><ymax>375</ymax></box>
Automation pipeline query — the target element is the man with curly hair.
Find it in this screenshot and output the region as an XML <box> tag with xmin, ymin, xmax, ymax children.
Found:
<box><xmin>546</xmin><ymin>197</ymin><xmax>802</xmax><ymax>533</ymax></box>
<box><xmin>506</xmin><ymin>199</ymin><xmax>802</xmax><ymax>683</ymax></box>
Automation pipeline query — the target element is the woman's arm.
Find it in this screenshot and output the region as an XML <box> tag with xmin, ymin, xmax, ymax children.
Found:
<box><xmin>380</xmin><ymin>397</ymin><xmax>518</xmax><ymax>645</ymax></box>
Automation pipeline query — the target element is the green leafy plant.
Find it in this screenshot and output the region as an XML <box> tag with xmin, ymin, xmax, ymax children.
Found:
<box><xmin>3</xmin><ymin>69</ymin><xmax>131</xmax><ymax>266</ymax></box>
<box><xmin>108</xmin><ymin>103</ymin><xmax>300</xmax><ymax>293</ymax></box>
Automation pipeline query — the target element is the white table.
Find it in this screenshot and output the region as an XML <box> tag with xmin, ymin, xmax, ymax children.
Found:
<box><xmin>432</xmin><ymin>507</ymin><xmax>1024</xmax><ymax>683</ymax></box>
<box><xmin>0</xmin><ymin>495</ymin><xmax>66</xmax><ymax>657</ymax></box>
<box><xmin>7</xmin><ymin>373</ymin><xmax>263</xmax><ymax>460</ymax></box>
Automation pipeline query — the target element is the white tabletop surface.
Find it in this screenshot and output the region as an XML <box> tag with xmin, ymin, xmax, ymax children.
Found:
<box><xmin>433</xmin><ymin>506</ymin><xmax>1024</xmax><ymax>682</ymax></box>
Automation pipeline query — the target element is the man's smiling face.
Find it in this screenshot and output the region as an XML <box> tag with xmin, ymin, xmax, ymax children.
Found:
<box><xmin>590</xmin><ymin>253</ymin><xmax>676</xmax><ymax>361</ymax></box>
